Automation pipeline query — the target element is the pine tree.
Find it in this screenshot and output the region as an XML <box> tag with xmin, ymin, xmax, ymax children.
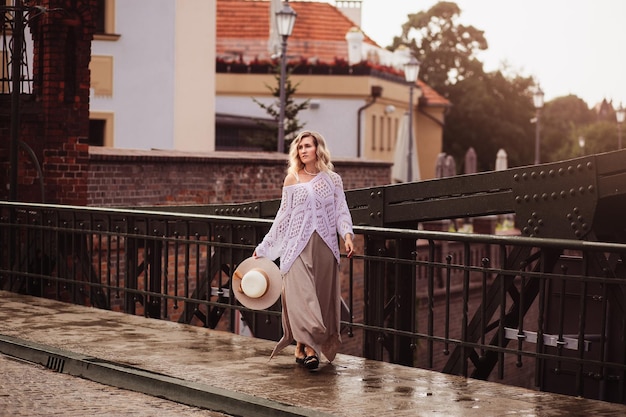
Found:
<box><xmin>253</xmin><ymin>64</ymin><xmax>310</xmax><ymax>152</ymax></box>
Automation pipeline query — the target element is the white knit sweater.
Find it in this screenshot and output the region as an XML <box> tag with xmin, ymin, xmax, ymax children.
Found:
<box><xmin>255</xmin><ymin>170</ymin><xmax>354</xmax><ymax>273</ymax></box>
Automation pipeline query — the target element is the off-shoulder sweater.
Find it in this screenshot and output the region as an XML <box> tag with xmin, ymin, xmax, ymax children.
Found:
<box><xmin>255</xmin><ymin>170</ymin><xmax>354</xmax><ymax>273</ymax></box>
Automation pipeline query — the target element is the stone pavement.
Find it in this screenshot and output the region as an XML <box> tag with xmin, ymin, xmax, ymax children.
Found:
<box><xmin>0</xmin><ymin>354</ymin><xmax>231</xmax><ymax>417</ymax></box>
<box><xmin>1</xmin><ymin>290</ymin><xmax>626</xmax><ymax>417</ymax></box>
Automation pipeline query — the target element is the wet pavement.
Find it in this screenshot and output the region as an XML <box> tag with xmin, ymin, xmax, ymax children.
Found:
<box><xmin>1</xmin><ymin>290</ymin><xmax>626</xmax><ymax>417</ymax></box>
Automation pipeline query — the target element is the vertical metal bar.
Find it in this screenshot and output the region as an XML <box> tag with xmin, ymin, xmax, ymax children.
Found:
<box><xmin>163</xmin><ymin>221</ymin><xmax>171</xmax><ymax>317</ymax></box>
<box><xmin>427</xmin><ymin>240</ymin><xmax>436</xmax><ymax>368</ymax></box>
<box><xmin>114</xmin><ymin>224</ymin><xmax>121</xmax><ymax>302</ymax></box>
<box><xmin>348</xmin><ymin>251</ymin><xmax>354</xmax><ymax>338</ymax></box>
<box><xmin>576</xmin><ymin>253</ymin><xmax>588</xmax><ymax>397</ymax></box>
<box><xmin>598</xmin><ymin>263</ymin><xmax>609</xmax><ymax>401</ymax></box>
<box><xmin>461</xmin><ymin>242</ymin><xmax>470</xmax><ymax>377</ymax></box>
<box><xmin>443</xmin><ymin>252</ymin><xmax>452</xmax><ymax>356</ymax></box>
<box><xmin>9</xmin><ymin>3</ymin><xmax>24</xmax><ymax>201</ymax></box>
<box><xmin>498</xmin><ymin>245</ymin><xmax>507</xmax><ymax>380</ymax></box>
<box><xmin>535</xmin><ymin>250</ymin><xmax>546</xmax><ymax>388</ymax></box>
<box><xmin>516</xmin><ymin>273</ymin><xmax>525</xmax><ymax>367</ymax></box>
<box><xmin>556</xmin><ymin>263</ymin><xmax>568</xmax><ymax>372</ymax></box>
<box><xmin>480</xmin><ymin>257</ymin><xmax>489</xmax><ymax>358</ymax></box>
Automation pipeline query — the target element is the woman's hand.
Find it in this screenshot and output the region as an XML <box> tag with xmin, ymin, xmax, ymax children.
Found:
<box><xmin>344</xmin><ymin>234</ymin><xmax>354</xmax><ymax>258</ymax></box>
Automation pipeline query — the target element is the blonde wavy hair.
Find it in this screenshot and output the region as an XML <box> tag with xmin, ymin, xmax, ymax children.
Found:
<box><xmin>287</xmin><ymin>130</ymin><xmax>334</xmax><ymax>178</ymax></box>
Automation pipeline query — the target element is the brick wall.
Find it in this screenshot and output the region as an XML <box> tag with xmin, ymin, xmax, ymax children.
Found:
<box><xmin>0</xmin><ymin>0</ymin><xmax>97</xmax><ymax>204</ymax></box>
<box><xmin>87</xmin><ymin>147</ymin><xmax>392</xmax><ymax>207</ymax></box>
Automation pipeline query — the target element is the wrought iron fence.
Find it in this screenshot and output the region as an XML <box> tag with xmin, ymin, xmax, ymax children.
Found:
<box><xmin>1</xmin><ymin>201</ymin><xmax>625</xmax><ymax>403</ymax></box>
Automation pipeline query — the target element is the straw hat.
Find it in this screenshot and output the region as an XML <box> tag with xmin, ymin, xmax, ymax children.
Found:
<box><xmin>232</xmin><ymin>257</ymin><xmax>282</xmax><ymax>310</ymax></box>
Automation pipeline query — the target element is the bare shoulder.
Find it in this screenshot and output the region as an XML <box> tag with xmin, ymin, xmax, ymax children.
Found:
<box><xmin>283</xmin><ymin>173</ymin><xmax>298</xmax><ymax>187</ymax></box>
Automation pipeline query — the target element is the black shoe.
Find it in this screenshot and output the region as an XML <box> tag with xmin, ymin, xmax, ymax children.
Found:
<box><xmin>303</xmin><ymin>355</ymin><xmax>319</xmax><ymax>370</ymax></box>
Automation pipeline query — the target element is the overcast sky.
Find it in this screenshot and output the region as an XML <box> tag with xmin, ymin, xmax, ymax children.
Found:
<box><xmin>325</xmin><ymin>0</ymin><xmax>626</xmax><ymax>108</ymax></box>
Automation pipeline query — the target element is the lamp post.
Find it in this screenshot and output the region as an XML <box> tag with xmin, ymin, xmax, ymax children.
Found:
<box><xmin>616</xmin><ymin>102</ymin><xmax>625</xmax><ymax>150</ymax></box>
<box><xmin>403</xmin><ymin>56</ymin><xmax>420</xmax><ymax>182</ymax></box>
<box><xmin>275</xmin><ymin>2</ymin><xmax>297</xmax><ymax>153</ymax></box>
<box><xmin>533</xmin><ymin>85</ymin><xmax>544</xmax><ymax>165</ymax></box>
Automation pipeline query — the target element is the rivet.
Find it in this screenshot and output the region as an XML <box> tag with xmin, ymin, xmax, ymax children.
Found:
<box><xmin>533</xmin><ymin>194</ymin><xmax>540</xmax><ymax>201</ymax></box>
<box><xmin>577</xmin><ymin>216</ymin><xmax>584</xmax><ymax>222</ymax></box>
<box><xmin>515</xmin><ymin>196</ymin><xmax>523</xmax><ymax>203</ymax></box>
<box><xmin>588</xmin><ymin>185</ymin><xmax>595</xmax><ymax>193</ymax></box>
<box><xmin>533</xmin><ymin>227</ymin><xmax>540</xmax><ymax>234</ymax></box>
<box><xmin>370</xmin><ymin>192</ymin><xmax>375</xmax><ymax>199</ymax></box>
<box><xmin>566</xmin><ymin>213</ymin><xmax>573</xmax><ymax>220</ymax></box>
<box><xmin>531</xmin><ymin>171</ymin><xmax>538</xmax><ymax>179</ymax></box>
<box><xmin>571</xmin><ymin>222</ymin><xmax>577</xmax><ymax>229</ymax></box>
<box><xmin>540</xmin><ymin>170</ymin><xmax>546</xmax><ymax>178</ymax></box>
<box><xmin>549</xmin><ymin>169</ymin><xmax>556</xmax><ymax>177</ymax></box>
<box><xmin>575</xmin><ymin>230</ymin><xmax>582</xmax><ymax>238</ymax></box>
<box><xmin>551</xmin><ymin>192</ymin><xmax>558</xmax><ymax>200</ymax></box>
<box><xmin>522</xmin><ymin>172</ymin><xmax>528</xmax><ymax>180</ymax></box>
<box><xmin>538</xmin><ymin>219</ymin><xmax>544</xmax><ymax>226</ymax></box>
<box><xmin>568</xmin><ymin>166</ymin><xmax>574</xmax><ymax>174</ymax></box>
<box><xmin>577</xmin><ymin>164</ymin><xmax>583</xmax><ymax>171</ymax></box>
<box><xmin>522</xmin><ymin>227</ymin><xmax>529</xmax><ymax>234</ymax></box>
<box><xmin>578</xmin><ymin>186</ymin><xmax>585</xmax><ymax>194</ymax></box>
<box><xmin>558</xmin><ymin>168</ymin><xmax>565</xmax><ymax>175</ymax></box>
<box><xmin>560</xmin><ymin>191</ymin><xmax>567</xmax><ymax>198</ymax></box>
<box><xmin>582</xmin><ymin>223</ymin><xmax>588</xmax><ymax>230</ymax></box>
<box><xmin>527</xmin><ymin>219</ymin><xmax>534</xmax><ymax>226</ymax></box>
<box><xmin>513</xmin><ymin>174</ymin><xmax>520</xmax><ymax>182</ymax></box>
<box><xmin>377</xmin><ymin>211</ymin><xmax>382</xmax><ymax>218</ymax></box>
<box><xmin>586</xmin><ymin>161</ymin><xmax>593</xmax><ymax>169</ymax></box>
<box><xmin>570</xmin><ymin>188</ymin><xmax>576</xmax><ymax>196</ymax></box>
<box><xmin>532</xmin><ymin>212</ymin><xmax>538</xmax><ymax>218</ymax></box>
<box><xmin>573</xmin><ymin>207</ymin><xmax>580</xmax><ymax>214</ymax></box>
<box><xmin>542</xmin><ymin>193</ymin><xmax>548</xmax><ymax>200</ymax></box>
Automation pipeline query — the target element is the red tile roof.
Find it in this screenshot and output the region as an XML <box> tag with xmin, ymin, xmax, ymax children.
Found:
<box><xmin>217</xmin><ymin>0</ymin><xmax>378</xmax><ymax>62</ymax></box>
<box><xmin>216</xmin><ymin>0</ymin><xmax>449</xmax><ymax>107</ymax></box>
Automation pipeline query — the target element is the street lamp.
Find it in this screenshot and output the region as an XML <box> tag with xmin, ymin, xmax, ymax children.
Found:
<box><xmin>404</xmin><ymin>55</ymin><xmax>420</xmax><ymax>182</ymax></box>
<box><xmin>275</xmin><ymin>1</ymin><xmax>297</xmax><ymax>153</ymax></box>
<box><xmin>616</xmin><ymin>102</ymin><xmax>625</xmax><ymax>150</ymax></box>
<box><xmin>533</xmin><ymin>85</ymin><xmax>544</xmax><ymax>165</ymax></box>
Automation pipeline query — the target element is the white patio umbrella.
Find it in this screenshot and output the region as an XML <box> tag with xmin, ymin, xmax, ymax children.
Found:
<box><xmin>391</xmin><ymin>112</ymin><xmax>420</xmax><ymax>183</ymax></box>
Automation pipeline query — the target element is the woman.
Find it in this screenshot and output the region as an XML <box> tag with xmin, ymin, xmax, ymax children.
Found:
<box><xmin>254</xmin><ymin>130</ymin><xmax>354</xmax><ymax>370</ymax></box>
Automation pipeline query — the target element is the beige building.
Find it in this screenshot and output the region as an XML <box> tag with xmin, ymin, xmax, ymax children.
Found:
<box><xmin>216</xmin><ymin>0</ymin><xmax>449</xmax><ymax>181</ymax></box>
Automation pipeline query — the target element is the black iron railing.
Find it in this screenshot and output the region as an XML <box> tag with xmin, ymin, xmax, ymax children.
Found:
<box><xmin>1</xmin><ymin>200</ymin><xmax>625</xmax><ymax>403</ymax></box>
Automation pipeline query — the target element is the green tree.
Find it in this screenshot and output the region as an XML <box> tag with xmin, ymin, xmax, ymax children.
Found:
<box><xmin>253</xmin><ymin>64</ymin><xmax>309</xmax><ymax>152</ymax></box>
<box><xmin>391</xmin><ymin>1</ymin><xmax>488</xmax><ymax>90</ymax></box>
<box><xmin>539</xmin><ymin>95</ymin><xmax>595</xmax><ymax>162</ymax></box>
<box><xmin>551</xmin><ymin>121</ymin><xmax>619</xmax><ymax>161</ymax></box>
<box><xmin>393</xmin><ymin>1</ymin><xmax>537</xmax><ymax>170</ymax></box>
<box><xmin>443</xmin><ymin>70</ymin><xmax>536</xmax><ymax>170</ymax></box>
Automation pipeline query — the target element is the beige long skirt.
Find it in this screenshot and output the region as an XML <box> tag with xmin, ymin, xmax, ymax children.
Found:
<box><xmin>270</xmin><ymin>232</ymin><xmax>341</xmax><ymax>362</ymax></box>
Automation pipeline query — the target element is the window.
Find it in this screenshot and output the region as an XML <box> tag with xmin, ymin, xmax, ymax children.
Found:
<box><xmin>89</xmin><ymin>112</ymin><xmax>114</xmax><ymax>147</ymax></box>
<box><xmin>94</xmin><ymin>0</ymin><xmax>118</xmax><ymax>39</ymax></box>
<box><xmin>215</xmin><ymin>114</ymin><xmax>274</xmax><ymax>151</ymax></box>
<box><xmin>371</xmin><ymin>115</ymin><xmax>376</xmax><ymax>151</ymax></box>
